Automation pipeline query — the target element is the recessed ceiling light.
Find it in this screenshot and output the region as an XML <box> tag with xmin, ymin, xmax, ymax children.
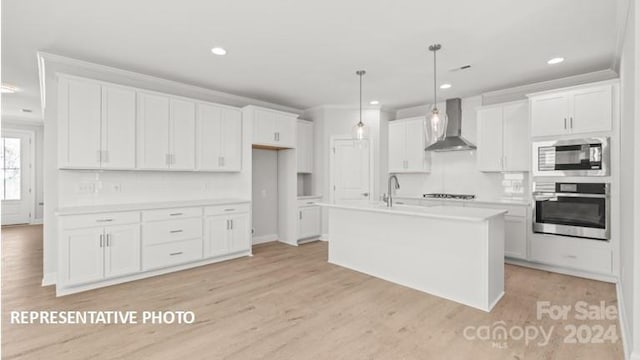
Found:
<box><xmin>440</xmin><ymin>83</ymin><xmax>452</xmax><ymax>89</ymax></box>
<box><xmin>547</xmin><ymin>57</ymin><xmax>564</xmax><ymax>65</ymax></box>
<box><xmin>1</xmin><ymin>84</ymin><xmax>19</xmax><ymax>93</ymax></box>
<box><xmin>211</xmin><ymin>47</ymin><xmax>227</xmax><ymax>56</ymax></box>
<box><xmin>369</xmin><ymin>100</ymin><xmax>379</xmax><ymax>105</ymax></box>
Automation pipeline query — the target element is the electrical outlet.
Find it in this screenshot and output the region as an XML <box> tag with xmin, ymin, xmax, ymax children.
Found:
<box><xmin>77</xmin><ymin>182</ymin><xmax>96</xmax><ymax>194</ymax></box>
<box><xmin>112</xmin><ymin>183</ymin><xmax>122</xmax><ymax>193</ymax></box>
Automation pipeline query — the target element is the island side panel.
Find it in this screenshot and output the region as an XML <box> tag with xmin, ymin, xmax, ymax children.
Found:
<box><xmin>327</xmin><ymin>207</ymin><xmax>493</xmax><ymax>311</ymax></box>
<box><xmin>487</xmin><ymin>215</ymin><xmax>505</xmax><ymax>310</ymax></box>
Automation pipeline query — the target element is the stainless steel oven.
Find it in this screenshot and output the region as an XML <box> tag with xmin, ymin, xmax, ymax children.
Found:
<box><xmin>533</xmin><ymin>137</ymin><xmax>609</xmax><ymax>177</ymax></box>
<box><xmin>533</xmin><ymin>182</ymin><xmax>610</xmax><ymax>240</ymax></box>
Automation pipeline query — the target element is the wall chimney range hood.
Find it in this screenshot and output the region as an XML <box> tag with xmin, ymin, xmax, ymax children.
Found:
<box><xmin>424</xmin><ymin>98</ymin><xmax>477</xmax><ymax>152</ymax></box>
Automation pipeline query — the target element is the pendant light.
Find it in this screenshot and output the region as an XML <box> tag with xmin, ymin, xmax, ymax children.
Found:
<box><xmin>352</xmin><ymin>70</ymin><xmax>369</xmax><ymax>141</ymax></box>
<box><xmin>425</xmin><ymin>44</ymin><xmax>448</xmax><ymax>145</ymax></box>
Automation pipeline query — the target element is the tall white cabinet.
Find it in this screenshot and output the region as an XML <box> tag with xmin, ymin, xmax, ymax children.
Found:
<box><xmin>388</xmin><ymin>117</ymin><xmax>431</xmax><ymax>173</ymax></box>
<box><xmin>296</xmin><ymin>120</ymin><xmax>314</xmax><ymax>173</ymax></box>
<box><xmin>476</xmin><ymin>101</ymin><xmax>529</xmax><ymax>172</ymax></box>
<box><xmin>58</xmin><ymin>76</ymin><xmax>136</xmax><ymax>169</ymax></box>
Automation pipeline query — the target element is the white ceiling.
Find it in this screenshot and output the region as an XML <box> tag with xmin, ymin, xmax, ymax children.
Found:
<box><xmin>1</xmin><ymin>0</ymin><xmax>624</xmax><ymax>120</ymax></box>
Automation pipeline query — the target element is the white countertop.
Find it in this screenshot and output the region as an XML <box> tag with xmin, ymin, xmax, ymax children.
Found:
<box><xmin>297</xmin><ymin>195</ymin><xmax>323</xmax><ymax>200</ymax></box>
<box><xmin>56</xmin><ymin>198</ymin><xmax>250</xmax><ymax>216</ymax></box>
<box><xmin>318</xmin><ymin>202</ymin><xmax>506</xmax><ymax>222</ymax></box>
<box><xmin>395</xmin><ymin>195</ymin><xmax>531</xmax><ymax>206</ymax></box>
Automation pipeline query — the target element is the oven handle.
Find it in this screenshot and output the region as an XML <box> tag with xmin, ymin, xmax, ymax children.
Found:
<box><xmin>553</xmin><ymin>192</ymin><xmax>608</xmax><ymax>199</ymax></box>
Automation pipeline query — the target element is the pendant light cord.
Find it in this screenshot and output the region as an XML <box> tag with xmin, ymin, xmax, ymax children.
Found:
<box><xmin>359</xmin><ymin>72</ymin><xmax>363</xmax><ymax>125</ymax></box>
<box><xmin>433</xmin><ymin>48</ymin><xmax>437</xmax><ymax>109</ymax></box>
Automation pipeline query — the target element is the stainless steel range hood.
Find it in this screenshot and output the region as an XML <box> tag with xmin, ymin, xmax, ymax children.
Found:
<box><xmin>424</xmin><ymin>98</ymin><xmax>477</xmax><ymax>152</ymax></box>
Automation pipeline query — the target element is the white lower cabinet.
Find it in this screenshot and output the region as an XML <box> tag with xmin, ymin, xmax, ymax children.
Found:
<box><xmin>530</xmin><ymin>235</ymin><xmax>612</xmax><ymax>275</ymax></box>
<box><xmin>60</xmin><ymin>223</ymin><xmax>140</xmax><ymax>286</ymax></box>
<box><xmin>297</xmin><ymin>205</ymin><xmax>321</xmax><ymax>240</ymax></box>
<box><xmin>504</xmin><ymin>215</ymin><xmax>527</xmax><ymax>259</ymax></box>
<box><xmin>204</xmin><ymin>212</ymin><xmax>250</xmax><ymax>257</ymax></box>
<box><xmin>57</xmin><ymin>201</ymin><xmax>250</xmax><ymax>295</ymax></box>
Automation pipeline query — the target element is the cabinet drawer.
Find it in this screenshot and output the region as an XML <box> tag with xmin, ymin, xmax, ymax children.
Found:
<box><xmin>142</xmin><ymin>207</ymin><xmax>201</xmax><ymax>222</ymax></box>
<box><xmin>60</xmin><ymin>211</ymin><xmax>140</xmax><ymax>229</ymax></box>
<box><xmin>204</xmin><ymin>203</ymin><xmax>250</xmax><ymax>216</ymax></box>
<box><xmin>530</xmin><ymin>235</ymin><xmax>612</xmax><ymax>274</ymax></box>
<box><xmin>143</xmin><ymin>238</ymin><xmax>203</xmax><ymax>270</ymax></box>
<box><xmin>142</xmin><ymin>218</ymin><xmax>202</xmax><ymax>245</ymax></box>
<box><xmin>297</xmin><ymin>198</ymin><xmax>321</xmax><ymax>208</ymax></box>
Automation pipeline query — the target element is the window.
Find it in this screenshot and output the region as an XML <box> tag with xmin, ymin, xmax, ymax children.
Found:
<box><xmin>1</xmin><ymin>137</ymin><xmax>21</xmax><ymax>200</ymax></box>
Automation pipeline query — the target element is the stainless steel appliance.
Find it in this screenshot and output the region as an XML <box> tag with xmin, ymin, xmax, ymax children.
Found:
<box><xmin>533</xmin><ymin>137</ymin><xmax>609</xmax><ymax>177</ymax></box>
<box><xmin>423</xmin><ymin>193</ymin><xmax>476</xmax><ymax>200</ymax></box>
<box><xmin>533</xmin><ymin>182</ymin><xmax>610</xmax><ymax>240</ymax></box>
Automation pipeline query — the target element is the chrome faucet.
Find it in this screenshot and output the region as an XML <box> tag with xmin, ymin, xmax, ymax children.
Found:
<box><xmin>384</xmin><ymin>174</ymin><xmax>400</xmax><ymax>207</ymax></box>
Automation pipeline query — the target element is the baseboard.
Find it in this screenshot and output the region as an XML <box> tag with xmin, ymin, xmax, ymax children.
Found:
<box><xmin>505</xmin><ymin>258</ymin><xmax>617</xmax><ymax>283</ymax></box>
<box><xmin>31</xmin><ymin>218</ymin><xmax>44</xmax><ymax>225</ymax></box>
<box><xmin>252</xmin><ymin>234</ymin><xmax>278</xmax><ymax>245</ymax></box>
<box><xmin>617</xmin><ymin>281</ymin><xmax>632</xmax><ymax>360</ymax></box>
<box><xmin>42</xmin><ymin>272</ymin><xmax>56</xmax><ymax>286</ymax></box>
<box><xmin>319</xmin><ymin>234</ymin><xmax>329</xmax><ymax>241</ymax></box>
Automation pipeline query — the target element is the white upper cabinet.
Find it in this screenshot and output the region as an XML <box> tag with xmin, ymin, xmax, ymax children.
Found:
<box><xmin>388</xmin><ymin>117</ymin><xmax>430</xmax><ymax>173</ymax></box>
<box><xmin>137</xmin><ymin>92</ymin><xmax>171</xmax><ymax>169</ymax></box>
<box><xmin>296</xmin><ymin>120</ymin><xmax>314</xmax><ymax>173</ymax></box>
<box><xmin>477</xmin><ymin>101</ymin><xmax>529</xmax><ymax>172</ymax></box>
<box><xmin>530</xmin><ymin>83</ymin><xmax>613</xmax><ymax>137</ymax></box>
<box><xmin>58</xmin><ymin>76</ymin><xmax>135</xmax><ymax>169</ymax></box>
<box><xmin>196</xmin><ymin>103</ymin><xmax>242</xmax><ymax>171</ymax></box>
<box><xmin>168</xmin><ymin>98</ymin><xmax>196</xmax><ymax>170</ymax></box>
<box><xmin>245</xmin><ymin>106</ymin><xmax>297</xmax><ymax>148</ymax></box>
<box><xmin>101</xmin><ymin>85</ymin><xmax>136</xmax><ymax>169</ymax></box>
<box><xmin>137</xmin><ymin>93</ymin><xmax>196</xmax><ymax>170</ymax></box>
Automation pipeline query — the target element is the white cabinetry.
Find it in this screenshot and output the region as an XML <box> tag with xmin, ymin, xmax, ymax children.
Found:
<box><xmin>529</xmin><ymin>83</ymin><xmax>613</xmax><ymax>137</ymax></box>
<box><xmin>530</xmin><ymin>235</ymin><xmax>612</xmax><ymax>275</ymax></box>
<box><xmin>477</xmin><ymin>101</ymin><xmax>529</xmax><ymax>172</ymax></box>
<box><xmin>297</xmin><ymin>198</ymin><xmax>321</xmax><ymax>241</ymax></box>
<box><xmin>137</xmin><ymin>93</ymin><xmax>196</xmax><ymax>170</ymax></box>
<box><xmin>196</xmin><ymin>103</ymin><xmax>242</xmax><ymax>171</ymax></box>
<box><xmin>297</xmin><ymin>120</ymin><xmax>314</xmax><ymax>173</ymax></box>
<box><xmin>58</xmin><ymin>76</ymin><xmax>136</xmax><ymax>169</ymax></box>
<box><xmin>388</xmin><ymin>117</ymin><xmax>430</xmax><ymax>173</ymax></box>
<box><xmin>245</xmin><ymin>106</ymin><xmax>297</xmax><ymax>148</ymax></box>
<box><xmin>204</xmin><ymin>204</ymin><xmax>251</xmax><ymax>257</ymax></box>
<box><xmin>59</xmin><ymin>213</ymin><xmax>141</xmax><ymax>286</ymax></box>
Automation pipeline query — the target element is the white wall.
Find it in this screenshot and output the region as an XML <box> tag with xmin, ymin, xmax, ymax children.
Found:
<box><xmin>251</xmin><ymin>149</ymin><xmax>278</xmax><ymax>242</ymax></box>
<box><xmin>619</xmin><ymin>1</ymin><xmax>640</xmax><ymax>359</ymax></box>
<box><xmin>1</xmin><ymin>118</ymin><xmax>44</xmax><ymax>221</ymax></box>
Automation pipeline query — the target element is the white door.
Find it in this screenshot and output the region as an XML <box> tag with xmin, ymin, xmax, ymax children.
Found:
<box><xmin>104</xmin><ymin>224</ymin><xmax>141</xmax><ymax>278</ymax></box>
<box><xmin>570</xmin><ymin>86</ymin><xmax>613</xmax><ymax>134</ymax></box>
<box><xmin>404</xmin><ymin>119</ymin><xmax>427</xmax><ymax>171</ymax></box>
<box><xmin>61</xmin><ymin>228</ymin><xmax>104</xmax><ymax>285</ymax></box>
<box><xmin>477</xmin><ymin>107</ymin><xmax>504</xmax><ymax>172</ymax></box>
<box><xmin>503</xmin><ymin>102</ymin><xmax>530</xmax><ymax>171</ymax></box>
<box><xmin>101</xmin><ymin>85</ymin><xmax>136</xmax><ymax>169</ymax></box>
<box><xmin>137</xmin><ymin>92</ymin><xmax>170</xmax><ymax>169</ymax></box>
<box><xmin>197</xmin><ymin>103</ymin><xmax>223</xmax><ymax>170</ymax></box>
<box><xmin>331</xmin><ymin>139</ymin><xmax>371</xmax><ymax>203</ymax></box>
<box><xmin>204</xmin><ymin>215</ymin><xmax>229</xmax><ymax>257</ymax></box>
<box><xmin>504</xmin><ymin>216</ymin><xmax>526</xmax><ymax>259</ymax></box>
<box><xmin>220</xmin><ymin>109</ymin><xmax>242</xmax><ymax>171</ymax></box>
<box><xmin>229</xmin><ymin>213</ymin><xmax>250</xmax><ymax>252</ymax></box>
<box><xmin>530</xmin><ymin>94</ymin><xmax>570</xmax><ymax>137</ymax></box>
<box><xmin>387</xmin><ymin>121</ymin><xmax>406</xmax><ymax>172</ymax></box>
<box><xmin>298</xmin><ymin>206</ymin><xmax>321</xmax><ymax>239</ymax></box>
<box><xmin>1</xmin><ymin>130</ymin><xmax>33</xmax><ymax>225</ymax></box>
<box><xmin>253</xmin><ymin>109</ymin><xmax>275</xmax><ymax>145</ymax></box>
<box><xmin>273</xmin><ymin>115</ymin><xmax>295</xmax><ymax>148</ymax></box>
<box><xmin>169</xmin><ymin>98</ymin><xmax>196</xmax><ymax>170</ymax></box>
<box><xmin>58</xmin><ymin>77</ymin><xmax>102</xmax><ymax>168</ymax></box>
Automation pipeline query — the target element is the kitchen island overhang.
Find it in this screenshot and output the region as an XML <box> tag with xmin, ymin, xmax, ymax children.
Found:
<box><xmin>320</xmin><ymin>202</ymin><xmax>506</xmax><ymax>312</ymax></box>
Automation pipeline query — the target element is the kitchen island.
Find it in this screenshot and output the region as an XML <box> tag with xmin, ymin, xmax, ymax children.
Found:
<box><xmin>320</xmin><ymin>202</ymin><xmax>506</xmax><ymax>312</ymax></box>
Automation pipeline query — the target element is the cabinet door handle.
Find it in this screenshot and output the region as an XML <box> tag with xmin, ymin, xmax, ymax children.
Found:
<box><xmin>169</xmin><ymin>213</ymin><xmax>183</xmax><ymax>216</ymax></box>
<box><xmin>224</xmin><ymin>208</ymin><xmax>235</xmax><ymax>212</ymax></box>
<box><xmin>169</xmin><ymin>252</ymin><xmax>183</xmax><ymax>256</ymax></box>
<box><xmin>99</xmin><ymin>233</ymin><xmax>104</xmax><ymax>248</ymax></box>
<box><xmin>226</xmin><ymin>219</ymin><xmax>230</xmax><ymax>230</ymax></box>
<box><xmin>170</xmin><ymin>229</ymin><xmax>183</xmax><ymax>233</ymax></box>
<box><xmin>96</xmin><ymin>218</ymin><xmax>113</xmax><ymax>223</ymax></box>
<box><xmin>299</xmin><ymin>211</ymin><xmax>302</xmax><ymax>220</ymax></box>
<box><xmin>230</xmin><ymin>219</ymin><xmax>233</xmax><ymax>230</ymax></box>
<box><xmin>106</xmin><ymin>233</ymin><xmax>111</xmax><ymax>247</ymax></box>
<box><xmin>274</xmin><ymin>132</ymin><xmax>277</xmax><ymax>141</ymax></box>
<box><xmin>564</xmin><ymin>118</ymin><xmax>567</xmax><ymax>129</ymax></box>
<box><xmin>570</xmin><ymin>117</ymin><xmax>573</xmax><ymax>129</ymax></box>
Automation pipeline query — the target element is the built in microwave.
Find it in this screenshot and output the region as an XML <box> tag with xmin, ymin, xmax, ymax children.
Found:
<box><xmin>533</xmin><ymin>137</ymin><xmax>609</xmax><ymax>177</ymax></box>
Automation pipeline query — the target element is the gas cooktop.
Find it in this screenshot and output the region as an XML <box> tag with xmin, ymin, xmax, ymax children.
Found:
<box><xmin>423</xmin><ymin>193</ymin><xmax>476</xmax><ymax>200</ymax></box>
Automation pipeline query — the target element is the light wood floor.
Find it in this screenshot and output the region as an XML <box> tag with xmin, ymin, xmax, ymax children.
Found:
<box><xmin>2</xmin><ymin>225</ymin><xmax>623</xmax><ymax>359</ymax></box>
